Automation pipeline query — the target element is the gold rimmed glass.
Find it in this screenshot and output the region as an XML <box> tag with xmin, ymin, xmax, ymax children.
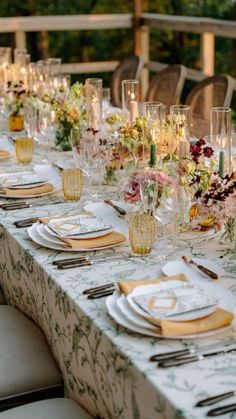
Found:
<box><xmin>61</xmin><ymin>168</ymin><xmax>83</xmax><ymax>201</ymax></box>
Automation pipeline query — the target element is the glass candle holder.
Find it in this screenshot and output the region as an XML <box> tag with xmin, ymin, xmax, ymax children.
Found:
<box><xmin>122</xmin><ymin>79</ymin><xmax>140</xmax><ymax>123</ymax></box>
<box><xmin>170</xmin><ymin>105</ymin><xmax>191</xmax><ymax>159</ymax></box>
<box><xmin>129</xmin><ymin>211</ymin><xmax>157</xmax><ymax>256</ymax></box>
<box><xmin>15</xmin><ymin>137</ymin><xmax>33</xmax><ymax>164</ymax></box>
<box><xmin>86</xmin><ymin>78</ymin><xmax>103</xmax><ymax>131</ymax></box>
<box><xmin>210</xmin><ymin>107</ymin><xmax>232</xmax><ymax>175</ymax></box>
<box><xmin>62</xmin><ymin>168</ymin><xmax>83</xmax><ymax>201</ymax></box>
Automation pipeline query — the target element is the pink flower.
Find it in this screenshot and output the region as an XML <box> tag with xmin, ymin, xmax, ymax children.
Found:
<box><xmin>124</xmin><ymin>168</ymin><xmax>176</xmax><ymax>203</ymax></box>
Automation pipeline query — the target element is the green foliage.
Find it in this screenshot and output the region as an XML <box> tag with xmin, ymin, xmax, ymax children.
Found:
<box><xmin>0</xmin><ymin>0</ymin><xmax>236</xmax><ymax>90</ymax></box>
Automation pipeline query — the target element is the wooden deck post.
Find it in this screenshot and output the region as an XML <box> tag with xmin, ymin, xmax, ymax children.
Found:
<box><xmin>201</xmin><ymin>32</ymin><xmax>215</xmax><ymax>76</ymax></box>
<box><xmin>133</xmin><ymin>0</ymin><xmax>149</xmax><ymax>99</ymax></box>
<box><xmin>15</xmin><ymin>31</ymin><xmax>27</xmax><ymax>50</ymax></box>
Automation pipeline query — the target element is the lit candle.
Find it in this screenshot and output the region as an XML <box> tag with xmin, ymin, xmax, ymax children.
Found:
<box><xmin>178</xmin><ymin>139</ymin><xmax>190</xmax><ymax>160</ymax></box>
<box><xmin>91</xmin><ymin>99</ymin><xmax>100</xmax><ymax>131</ymax></box>
<box><xmin>130</xmin><ymin>100</ymin><xmax>138</xmax><ymax>124</ymax></box>
<box><xmin>219</xmin><ymin>150</ymin><xmax>225</xmax><ymax>178</ymax></box>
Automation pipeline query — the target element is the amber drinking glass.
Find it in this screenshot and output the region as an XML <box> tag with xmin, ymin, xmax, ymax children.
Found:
<box><xmin>15</xmin><ymin>137</ymin><xmax>33</xmax><ymax>164</ymax></box>
<box><xmin>61</xmin><ymin>168</ymin><xmax>83</xmax><ymax>201</ymax></box>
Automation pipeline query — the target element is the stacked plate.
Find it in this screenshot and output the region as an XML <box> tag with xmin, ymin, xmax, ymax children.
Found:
<box><xmin>28</xmin><ymin>212</ymin><xmax>126</xmax><ymax>251</ymax></box>
<box><xmin>106</xmin><ymin>280</ymin><xmax>236</xmax><ymax>339</ymax></box>
<box><xmin>0</xmin><ymin>165</ymin><xmax>61</xmax><ymax>198</ymax></box>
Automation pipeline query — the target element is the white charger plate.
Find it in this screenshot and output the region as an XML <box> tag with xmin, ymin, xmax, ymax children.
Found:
<box><xmin>28</xmin><ymin>222</ymin><xmax>124</xmax><ymax>252</ymax></box>
<box><xmin>127</xmin><ymin>281</ymin><xmax>219</xmax><ymax>322</ymax></box>
<box><xmin>106</xmin><ymin>289</ymin><xmax>235</xmax><ymax>339</ymax></box>
<box><xmin>162</xmin><ymin>258</ymin><xmax>225</xmax><ymax>282</ymax></box>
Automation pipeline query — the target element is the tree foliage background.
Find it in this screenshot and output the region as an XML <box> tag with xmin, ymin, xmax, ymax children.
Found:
<box><xmin>0</xmin><ymin>0</ymin><xmax>236</xmax><ymax>88</ymax></box>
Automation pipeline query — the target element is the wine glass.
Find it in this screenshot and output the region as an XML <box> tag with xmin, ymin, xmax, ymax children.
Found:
<box><xmin>71</xmin><ymin>127</ymin><xmax>102</xmax><ymax>203</ymax></box>
<box><xmin>38</xmin><ymin>107</ymin><xmax>58</xmax><ymax>164</ymax></box>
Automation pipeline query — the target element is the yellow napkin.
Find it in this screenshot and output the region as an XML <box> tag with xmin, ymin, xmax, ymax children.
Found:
<box><xmin>40</xmin><ymin>213</ymin><xmax>126</xmax><ymax>249</ymax></box>
<box><xmin>59</xmin><ymin>231</ymin><xmax>126</xmax><ymax>249</ymax></box>
<box><xmin>0</xmin><ymin>149</ymin><xmax>10</xmax><ymax>158</ymax></box>
<box><xmin>3</xmin><ymin>183</ymin><xmax>54</xmax><ymax>197</ymax></box>
<box><xmin>118</xmin><ymin>275</ymin><xmax>234</xmax><ymax>337</ymax></box>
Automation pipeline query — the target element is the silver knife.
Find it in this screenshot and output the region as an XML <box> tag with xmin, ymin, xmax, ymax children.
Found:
<box><xmin>150</xmin><ymin>340</ymin><xmax>236</xmax><ymax>362</ymax></box>
<box><xmin>207</xmin><ymin>402</ymin><xmax>236</xmax><ymax>416</ymax></box>
<box><xmin>158</xmin><ymin>347</ymin><xmax>236</xmax><ymax>368</ymax></box>
<box><xmin>196</xmin><ymin>390</ymin><xmax>236</xmax><ymax>407</ymax></box>
<box><xmin>1</xmin><ymin>199</ymin><xmax>66</xmax><ymax>211</ymax></box>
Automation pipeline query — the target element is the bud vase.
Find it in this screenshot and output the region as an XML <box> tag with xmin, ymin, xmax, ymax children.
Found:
<box><xmin>9</xmin><ymin>113</ymin><xmax>24</xmax><ymax>132</ymax></box>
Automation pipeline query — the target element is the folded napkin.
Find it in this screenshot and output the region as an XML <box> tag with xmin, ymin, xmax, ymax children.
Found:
<box><xmin>118</xmin><ymin>275</ymin><xmax>234</xmax><ymax>337</ymax></box>
<box><xmin>59</xmin><ymin>231</ymin><xmax>126</xmax><ymax>249</ymax></box>
<box><xmin>0</xmin><ymin>149</ymin><xmax>10</xmax><ymax>158</ymax></box>
<box><xmin>2</xmin><ymin>183</ymin><xmax>54</xmax><ymax>197</ymax></box>
<box><xmin>118</xmin><ymin>274</ymin><xmax>188</xmax><ymax>295</ymax></box>
<box><xmin>40</xmin><ymin>212</ymin><xmax>126</xmax><ymax>249</ymax></box>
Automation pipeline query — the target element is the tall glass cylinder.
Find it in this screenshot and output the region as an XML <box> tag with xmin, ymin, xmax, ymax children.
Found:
<box><xmin>210</xmin><ymin>107</ymin><xmax>232</xmax><ymax>175</ymax></box>
<box><xmin>122</xmin><ymin>79</ymin><xmax>140</xmax><ymax>123</ymax></box>
<box><xmin>170</xmin><ymin>105</ymin><xmax>191</xmax><ymax>161</ymax></box>
<box><xmin>86</xmin><ymin>78</ymin><xmax>103</xmax><ymax>131</ymax></box>
<box><xmin>143</xmin><ymin>101</ymin><xmax>165</xmax><ymax>166</ymax></box>
<box><xmin>46</xmin><ymin>58</ymin><xmax>62</xmax><ymax>78</ymax></box>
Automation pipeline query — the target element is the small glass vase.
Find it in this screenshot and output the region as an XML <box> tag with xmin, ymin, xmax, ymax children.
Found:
<box><xmin>129</xmin><ymin>209</ymin><xmax>157</xmax><ymax>256</ymax></box>
<box><xmin>56</xmin><ymin>121</ymin><xmax>72</xmax><ymax>151</ymax></box>
<box><xmin>221</xmin><ymin>217</ymin><xmax>235</xmax><ymax>244</ymax></box>
<box><xmin>9</xmin><ymin>113</ymin><xmax>24</xmax><ymax>132</ymax></box>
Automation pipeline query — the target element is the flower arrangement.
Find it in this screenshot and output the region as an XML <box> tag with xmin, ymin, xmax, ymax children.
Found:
<box><xmin>40</xmin><ymin>82</ymin><xmax>86</xmax><ymax>151</ymax></box>
<box><xmin>124</xmin><ymin>167</ymin><xmax>175</xmax><ymax>205</ymax></box>
<box><xmin>119</xmin><ymin>116</ymin><xmax>149</xmax><ymax>159</ymax></box>
<box><xmin>185</xmin><ymin>139</ymin><xmax>236</xmax><ymax>239</ymax></box>
<box><xmin>7</xmin><ymin>80</ymin><xmax>26</xmax><ymax>116</ymax></box>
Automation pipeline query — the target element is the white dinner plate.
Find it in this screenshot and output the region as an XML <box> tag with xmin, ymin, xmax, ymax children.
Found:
<box><xmin>162</xmin><ymin>258</ymin><xmax>225</xmax><ymax>282</ymax></box>
<box><xmin>28</xmin><ymin>222</ymin><xmax>124</xmax><ymax>252</ymax></box>
<box><xmin>126</xmin><ymin>281</ymin><xmax>218</xmax><ymax>322</ymax></box>
<box><xmin>0</xmin><ymin>165</ymin><xmax>61</xmax><ymax>198</ymax></box>
<box><xmin>84</xmin><ymin>201</ymin><xmax>130</xmax><ymax>236</ymax></box>
<box><xmin>106</xmin><ymin>289</ymin><xmax>235</xmax><ymax>339</ymax></box>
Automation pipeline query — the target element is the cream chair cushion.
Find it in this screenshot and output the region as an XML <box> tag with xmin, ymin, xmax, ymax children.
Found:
<box><xmin>0</xmin><ymin>399</ymin><xmax>92</xmax><ymax>419</ymax></box>
<box><xmin>0</xmin><ymin>306</ymin><xmax>62</xmax><ymax>401</ymax></box>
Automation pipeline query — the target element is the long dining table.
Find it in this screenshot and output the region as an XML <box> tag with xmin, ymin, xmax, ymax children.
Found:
<box><xmin>1</xmin><ymin>140</ymin><xmax>236</xmax><ymax>419</ymax></box>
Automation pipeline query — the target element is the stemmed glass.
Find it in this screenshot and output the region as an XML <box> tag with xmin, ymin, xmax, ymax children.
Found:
<box><xmin>38</xmin><ymin>107</ymin><xmax>58</xmax><ymax>164</ymax></box>
<box><xmin>140</xmin><ymin>179</ymin><xmax>186</xmax><ymax>254</ymax></box>
<box><xmin>71</xmin><ymin>127</ymin><xmax>100</xmax><ymax>203</ymax></box>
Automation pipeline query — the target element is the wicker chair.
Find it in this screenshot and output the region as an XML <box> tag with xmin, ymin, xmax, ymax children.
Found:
<box><xmin>110</xmin><ymin>55</ymin><xmax>143</xmax><ymax>107</ymax></box>
<box><xmin>145</xmin><ymin>65</ymin><xmax>186</xmax><ymax>110</ymax></box>
<box><xmin>185</xmin><ymin>74</ymin><xmax>234</xmax><ymax>139</ymax></box>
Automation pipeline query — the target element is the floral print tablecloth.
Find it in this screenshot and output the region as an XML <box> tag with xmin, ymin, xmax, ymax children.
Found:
<box><xmin>1</xmin><ymin>151</ymin><xmax>236</xmax><ymax>418</ymax></box>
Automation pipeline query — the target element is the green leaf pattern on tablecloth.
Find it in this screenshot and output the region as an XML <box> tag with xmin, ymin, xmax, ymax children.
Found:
<box><xmin>1</xmin><ymin>180</ymin><xmax>236</xmax><ymax>417</ymax></box>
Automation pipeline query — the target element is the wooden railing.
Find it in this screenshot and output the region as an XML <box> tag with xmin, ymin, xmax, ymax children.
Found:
<box><xmin>1</xmin><ymin>10</ymin><xmax>236</xmax><ymax>91</ymax></box>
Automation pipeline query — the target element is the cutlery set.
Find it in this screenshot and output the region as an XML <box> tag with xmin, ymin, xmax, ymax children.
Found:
<box><xmin>83</xmin><ymin>282</ymin><xmax>116</xmax><ymax>299</ymax></box>
<box><xmin>53</xmin><ymin>255</ymin><xmax>124</xmax><ymax>270</ymax></box>
<box><xmin>150</xmin><ymin>342</ymin><xmax>236</xmax><ymax>415</ymax></box>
